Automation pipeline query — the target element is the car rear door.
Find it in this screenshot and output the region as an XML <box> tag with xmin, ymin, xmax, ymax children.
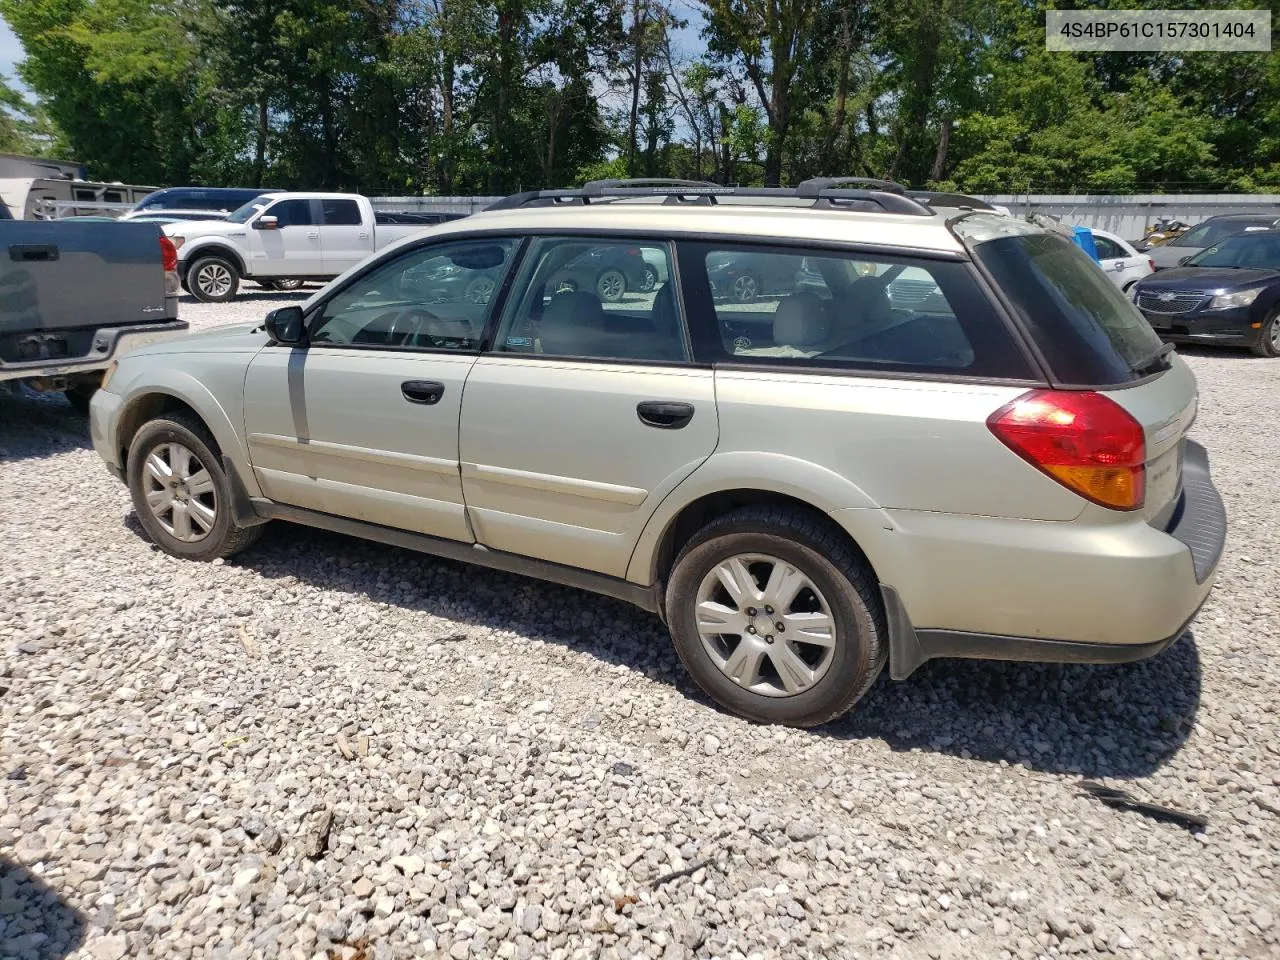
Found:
<box><xmin>319</xmin><ymin>198</ymin><xmax>370</xmax><ymax>276</ymax></box>
<box><xmin>242</xmin><ymin>237</ymin><xmax>520</xmax><ymax>541</ymax></box>
<box><xmin>458</xmin><ymin>236</ymin><xmax>717</xmax><ymax>579</ymax></box>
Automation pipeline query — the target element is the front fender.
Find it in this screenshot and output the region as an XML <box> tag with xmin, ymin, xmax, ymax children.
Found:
<box><xmin>625</xmin><ymin>451</ymin><xmax>888</xmax><ymax>584</ymax></box>
<box><xmin>115</xmin><ymin>369</ymin><xmax>261</xmax><ymax>498</ymax></box>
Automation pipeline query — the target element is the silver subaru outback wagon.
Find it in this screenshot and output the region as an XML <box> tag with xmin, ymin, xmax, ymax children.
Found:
<box><xmin>89</xmin><ymin>179</ymin><xmax>1226</xmax><ymax>727</ymax></box>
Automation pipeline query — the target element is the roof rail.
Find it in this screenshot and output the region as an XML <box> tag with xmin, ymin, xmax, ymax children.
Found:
<box><xmin>485</xmin><ymin>180</ymin><xmax>935</xmax><ymax>217</ymax></box>
<box><xmin>907</xmin><ymin>190</ymin><xmax>995</xmax><ymax>211</ymax></box>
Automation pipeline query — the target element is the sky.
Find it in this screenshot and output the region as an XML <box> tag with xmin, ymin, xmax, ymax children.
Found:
<box><xmin>1</xmin><ymin>15</ymin><xmax>25</xmax><ymax>88</ymax></box>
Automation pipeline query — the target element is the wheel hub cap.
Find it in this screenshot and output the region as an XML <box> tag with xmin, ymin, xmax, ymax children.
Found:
<box><xmin>694</xmin><ymin>553</ymin><xmax>837</xmax><ymax>698</ymax></box>
<box><xmin>142</xmin><ymin>442</ymin><xmax>217</xmax><ymax>543</ymax></box>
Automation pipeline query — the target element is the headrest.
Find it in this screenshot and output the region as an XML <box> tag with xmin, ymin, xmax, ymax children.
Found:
<box><xmin>848</xmin><ymin>276</ymin><xmax>893</xmax><ymax>324</ymax></box>
<box><xmin>773</xmin><ymin>292</ymin><xmax>829</xmax><ymax>347</ymax></box>
<box><xmin>540</xmin><ymin>291</ymin><xmax>603</xmax><ymax>356</ymax></box>
<box><xmin>651</xmin><ymin>284</ymin><xmax>678</xmax><ymax>336</ymax></box>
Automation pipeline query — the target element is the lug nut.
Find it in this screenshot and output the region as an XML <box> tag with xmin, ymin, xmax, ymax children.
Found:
<box><xmin>764</xmin><ymin>605</ymin><xmax>774</xmax><ymax>615</ymax></box>
<box><xmin>776</xmin><ymin>623</ymin><xmax>785</xmax><ymax>633</ymax></box>
<box><xmin>746</xmin><ymin>625</ymin><xmax>756</xmax><ymax>634</ymax></box>
<box><xmin>746</xmin><ymin>607</ymin><xmax>757</xmax><ymax>617</ymax></box>
<box><xmin>764</xmin><ymin>635</ymin><xmax>774</xmax><ymax>644</ymax></box>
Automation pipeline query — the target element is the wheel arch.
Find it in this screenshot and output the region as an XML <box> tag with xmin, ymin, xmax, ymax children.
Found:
<box><xmin>629</xmin><ymin>454</ymin><xmax>891</xmax><ymax>590</ymax></box>
<box><xmin>115</xmin><ymin>377</ymin><xmax>260</xmax><ymax>499</ymax></box>
<box><xmin>183</xmin><ymin>243</ymin><xmax>248</xmax><ymax>278</ymax></box>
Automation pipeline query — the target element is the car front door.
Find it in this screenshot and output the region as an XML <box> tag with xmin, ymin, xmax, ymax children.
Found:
<box><xmin>319</xmin><ymin>198</ymin><xmax>370</xmax><ymax>276</ymax></box>
<box><xmin>241</xmin><ymin>237</ymin><xmax>520</xmax><ymax>541</ymax></box>
<box><xmin>247</xmin><ymin>198</ymin><xmax>323</xmax><ymax>276</ymax></box>
<box><xmin>458</xmin><ymin>236</ymin><xmax>718</xmax><ymax>579</ymax></box>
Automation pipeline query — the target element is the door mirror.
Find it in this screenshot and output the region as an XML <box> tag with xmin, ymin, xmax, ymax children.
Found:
<box><xmin>265</xmin><ymin>305</ymin><xmax>305</xmax><ymax>345</ymax></box>
<box><xmin>254</xmin><ymin>215</ymin><xmax>279</xmax><ymax>231</ymax></box>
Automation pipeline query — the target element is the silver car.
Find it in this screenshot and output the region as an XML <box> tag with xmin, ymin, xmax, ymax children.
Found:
<box><xmin>89</xmin><ymin>180</ymin><xmax>1226</xmax><ymax>727</ymax></box>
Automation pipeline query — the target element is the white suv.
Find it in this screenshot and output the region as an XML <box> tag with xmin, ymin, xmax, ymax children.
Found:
<box><xmin>89</xmin><ymin>179</ymin><xmax>1226</xmax><ymax>726</ymax></box>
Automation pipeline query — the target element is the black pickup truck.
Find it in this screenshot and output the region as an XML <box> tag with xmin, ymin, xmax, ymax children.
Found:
<box><xmin>0</xmin><ymin>221</ymin><xmax>187</xmax><ymax>410</ymax></box>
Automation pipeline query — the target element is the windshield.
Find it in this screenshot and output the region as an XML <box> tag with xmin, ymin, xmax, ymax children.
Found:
<box><xmin>227</xmin><ymin>200</ymin><xmax>270</xmax><ymax>223</ymax></box>
<box><xmin>1187</xmin><ymin>233</ymin><xmax>1280</xmax><ymax>270</ymax></box>
<box><xmin>971</xmin><ymin>232</ymin><xmax>1165</xmax><ymax>385</ymax></box>
<box><xmin>1170</xmin><ymin>219</ymin><xmax>1268</xmax><ymax>248</ymax></box>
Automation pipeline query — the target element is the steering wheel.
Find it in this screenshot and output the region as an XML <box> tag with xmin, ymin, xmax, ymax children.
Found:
<box><xmin>385</xmin><ymin>306</ymin><xmax>440</xmax><ymax>348</ymax></box>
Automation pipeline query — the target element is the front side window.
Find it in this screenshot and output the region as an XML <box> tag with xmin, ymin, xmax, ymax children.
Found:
<box><xmin>309</xmin><ymin>239</ymin><xmax>516</xmax><ymax>351</ymax></box>
<box><xmin>685</xmin><ymin>243</ymin><xmax>1031</xmax><ymax>378</ymax></box>
<box><xmin>322</xmin><ymin>199</ymin><xmax>362</xmax><ymax>226</ymax></box>
<box><xmin>493</xmin><ymin>237</ymin><xmax>686</xmax><ymax>362</ymax></box>
<box><xmin>268</xmin><ymin>199</ymin><xmax>314</xmax><ymax>228</ymax></box>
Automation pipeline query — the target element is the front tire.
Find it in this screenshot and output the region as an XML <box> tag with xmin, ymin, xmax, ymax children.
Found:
<box><xmin>126</xmin><ymin>413</ymin><xmax>263</xmax><ymax>561</ymax></box>
<box><xmin>665</xmin><ymin>506</ymin><xmax>885</xmax><ymax>727</ymax></box>
<box><xmin>732</xmin><ymin>272</ymin><xmax>760</xmax><ymax>302</ymax></box>
<box><xmin>1251</xmin><ymin>308</ymin><xmax>1280</xmax><ymax>358</ymax></box>
<box><xmin>187</xmin><ymin>255</ymin><xmax>240</xmax><ymax>303</ymax></box>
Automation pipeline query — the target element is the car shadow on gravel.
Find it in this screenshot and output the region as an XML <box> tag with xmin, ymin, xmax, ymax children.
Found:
<box><xmin>0</xmin><ymin>856</ymin><xmax>86</xmax><ymax>959</ymax></box>
<box><xmin>826</xmin><ymin>632</ymin><xmax>1202</xmax><ymax>779</ymax></box>
<box><xmin>0</xmin><ymin>385</ymin><xmax>92</xmax><ymax>463</ymax></box>
<box><xmin>150</xmin><ymin>518</ymin><xmax>1204</xmax><ymax>779</ymax></box>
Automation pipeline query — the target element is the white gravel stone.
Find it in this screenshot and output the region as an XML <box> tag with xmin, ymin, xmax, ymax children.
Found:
<box><xmin>1</xmin><ymin>298</ymin><xmax>1278</xmax><ymax>959</ymax></box>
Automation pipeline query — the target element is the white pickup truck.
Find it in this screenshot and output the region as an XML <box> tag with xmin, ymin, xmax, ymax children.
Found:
<box><xmin>164</xmin><ymin>192</ymin><xmax>462</xmax><ymax>302</ymax></box>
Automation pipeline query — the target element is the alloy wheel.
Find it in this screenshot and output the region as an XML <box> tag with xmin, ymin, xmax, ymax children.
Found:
<box><xmin>141</xmin><ymin>442</ymin><xmax>218</xmax><ymax>542</ymax></box>
<box><xmin>694</xmin><ymin>553</ymin><xmax>837</xmax><ymax>697</ymax></box>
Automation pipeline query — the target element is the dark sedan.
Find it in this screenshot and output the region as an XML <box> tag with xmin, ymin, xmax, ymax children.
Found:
<box><xmin>1132</xmin><ymin>229</ymin><xmax>1280</xmax><ymax>357</ymax></box>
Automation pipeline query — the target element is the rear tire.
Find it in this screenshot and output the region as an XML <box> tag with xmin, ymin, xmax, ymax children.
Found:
<box><xmin>1251</xmin><ymin>308</ymin><xmax>1280</xmax><ymax>358</ymax></box>
<box><xmin>126</xmin><ymin>413</ymin><xmax>263</xmax><ymax>561</ymax></box>
<box><xmin>665</xmin><ymin>506</ymin><xmax>885</xmax><ymax>726</ymax></box>
<box><xmin>596</xmin><ymin>268</ymin><xmax>627</xmax><ymax>303</ymax></box>
<box><xmin>187</xmin><ymin>255</ymin><xmax>240</xmax><ymax>303</ymax></box>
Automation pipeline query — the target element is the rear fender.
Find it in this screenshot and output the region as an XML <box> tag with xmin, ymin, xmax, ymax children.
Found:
<box><xmin>626</xmin><ymin>451</ymin><xmax>886</xmax><ymax>584</ymax></box>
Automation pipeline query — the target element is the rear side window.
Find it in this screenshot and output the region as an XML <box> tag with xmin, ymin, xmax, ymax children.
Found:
<box><xmin>322</xmin><ymin>199</ymin><xmax>362</xmax><ymax>226</ymax></box>
<box><xmin>1092</xmin><ymin>235</ymin><xmax>1123</xmax><ymax>260</ymax></box>
<box><xmin>972</xmin><ymin>233</ymin><xmax>1164</xmax><ymax>384</ymax></box>
<box><xmin>679</xmin><ymin>242</ymin><xmax>1034</xmax><ymax>379</ymax></box>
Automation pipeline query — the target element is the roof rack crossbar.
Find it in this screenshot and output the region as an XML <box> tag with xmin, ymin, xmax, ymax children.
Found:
<box><xmin>582</xmin><ymin>178</ymin><xmax>720</xmax><ymax>197</ymax></box>
<box><xmin>796</xmin><ymin>176</ymin><xmax>906</xmax><ymax>197</ymax></box>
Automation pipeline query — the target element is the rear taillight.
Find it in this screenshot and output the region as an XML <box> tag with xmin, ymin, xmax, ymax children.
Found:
<box><xmin>160</xmin><ymin>236</ymin><xmax>178</xmax><ymax>273</ymax></box>
<box><xmin>987</xmin><ymin>390</ymin><xmax>1146</xmax><ymax>511</ymax></box>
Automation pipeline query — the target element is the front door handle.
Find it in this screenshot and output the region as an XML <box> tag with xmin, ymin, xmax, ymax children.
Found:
<box><xmin>401</xmin><ymin>380</ymin><xmax>445</xmax><ymax>405</ymax></box>
<box><xmin>307</xmin><ymin>231</ymin><xmax>320</xmax><ymax>240</ymax></box>
<box><xmin>637</xmin><ymin>400</ymin><xmax>694</xmax><ymax>429</ymax></box>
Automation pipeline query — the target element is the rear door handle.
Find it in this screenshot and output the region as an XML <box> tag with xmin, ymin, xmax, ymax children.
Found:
<box><xmin>307</xmin><ymin>231</ymin><xmax>320</xmax><ymax>240</ymax></box>
<box><xmin>637</xmin><ymin>400</ymin><xmax>694</xmax><ymax>429</ymax></box>
<box><xmin>401</xmin><ymin>380</ymin><xmax>445</xmax><ymax>405</ymax></box>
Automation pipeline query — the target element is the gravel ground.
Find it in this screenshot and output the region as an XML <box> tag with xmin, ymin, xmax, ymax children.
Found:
<box><xmin>2</xmin><ymin>291</ymin><xmax>1278</xmax><ymax>960</ymax></box>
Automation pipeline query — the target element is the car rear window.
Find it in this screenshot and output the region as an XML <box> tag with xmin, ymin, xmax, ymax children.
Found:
<box><xmin>971</xmin><ymin>232</ymin><xmax>1165</xmax><ymax>385</ymax></box>
<box><xmin>679</xmin><ymin>242</ymin><xmax>1035</xmax><ymax>379</ymax></box>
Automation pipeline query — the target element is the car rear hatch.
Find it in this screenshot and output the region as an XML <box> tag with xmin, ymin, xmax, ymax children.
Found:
<box><xmin>961</xmin><ymin>220</ymin><xmax>1200</xmax><ymax>528</ymax></box>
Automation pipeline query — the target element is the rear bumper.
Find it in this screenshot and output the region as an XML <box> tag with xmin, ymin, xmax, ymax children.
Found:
<box><xmin>838</xmin><ymin>440</ymin><xmax>1226</xmax><ymax>679</ymax></box>
<box><xmin>0</xmin><ymin>319</ymin><xmax>188</xmax><ymax>384</ymax></box>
